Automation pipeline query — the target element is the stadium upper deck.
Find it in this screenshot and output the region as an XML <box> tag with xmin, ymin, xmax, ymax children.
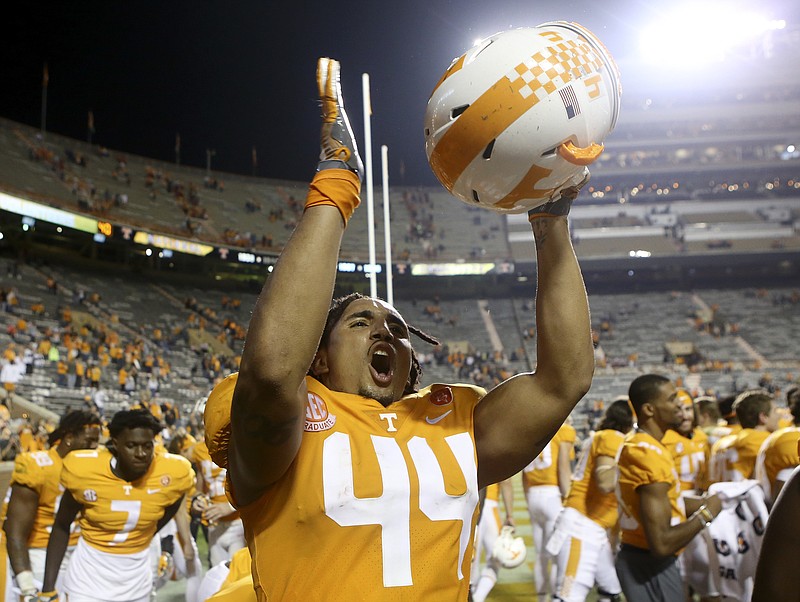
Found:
<box><xmin>0</xmin><ymin>27</ymin><xmax>798</xmax><ymax>288</ymax></box>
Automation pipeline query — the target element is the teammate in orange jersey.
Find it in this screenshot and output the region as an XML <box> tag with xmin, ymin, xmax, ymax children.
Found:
<box><xmin>192</xmin><ymin>439</ymin><xmax>244</xmax><ymax>565</ymax></box>
<box><xmin>203</xmin><ymin>56</ymin><xmax>594</xmax><ymax>601</ymax></box>
<box><xmin>40</xmin><ymin>409</ymin><xmax>195</xmax><ymax>602</ymax></box>
<box><xmin>615</xmin><ymin>374</ymin><xmax>722</xmax><ymax>602</ymax></box>
<box><xmin>522</xmin><ymin>420</ymin><xmax>575</xmax><ymax>600</ymax></box>
<box><xmin>716</xmin><ymin>390</ymin><xmax>780</xmax><ymax>482</ymax></box>
<box><xmin>548</xmin><ymin>398</ymin><xmax>632</xmax><ymax>602</ymax></box>
<box><xmin>662</xmin><ymin>390</ymin><xmax>709</xmax><ymax>494</ymax></box>
<box><xmin>661</xmin><ymin>390</ymin><xmax>718</xmax><ymax>600</ymax></box>
<box><xmin>3</xmin><ymin>410</ymin><xmax>102</xmax><ymax>601</ymax></box>
<box><xmin>754</xmin><ymin>387</ymin><xmax>800</xmax><ymax>505</ymax></box>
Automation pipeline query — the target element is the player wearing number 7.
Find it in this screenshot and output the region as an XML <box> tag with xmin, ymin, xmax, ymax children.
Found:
<box><xmin>39</xmin><ymin>409</ymin><xmax>195</xmax><ymax>602</ymax></box>
<box><xmin>203</xmin><ymin>56</ymin><xmax>595</xmax><ymax>600</ymax></box>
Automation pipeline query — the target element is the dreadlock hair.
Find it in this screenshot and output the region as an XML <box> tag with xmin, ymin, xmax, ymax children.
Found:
<box><xmin>596</xmin><ymin>398</ymin><xmax>633</xmax><ymax>433</ymax></box>
<box><xmin>108</xmin><ymin>408</ymin><xmax>163</xmax><ymax>440</ymax></box>
<box><xmin>48</xmin><ymin>409</ymin><xmax>103</xmax><ymax>447</ymax></box>
<box><xmin>311</xmin><ymin>293</ymin><xmax>440</xmax><ymax>396</ymax></box>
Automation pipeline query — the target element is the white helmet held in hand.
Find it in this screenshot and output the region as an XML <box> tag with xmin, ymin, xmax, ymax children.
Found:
<box><xmin>492</xmin><ymin>526</ymin><xmax>528</xmax><ymax>568</ymax></box>
<box><xmin>424</xmin><ymin>22</ymin><xmax>622</xmax><ymax>213</ymax></box>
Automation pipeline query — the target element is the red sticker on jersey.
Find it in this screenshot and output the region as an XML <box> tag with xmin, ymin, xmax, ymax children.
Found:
<box><xmin>430</xmin><ymin>387</ymin><xmax>454</xmax><ymax>406</ymax></box>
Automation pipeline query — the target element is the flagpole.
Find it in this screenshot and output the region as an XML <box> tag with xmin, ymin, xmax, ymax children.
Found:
<box><xmin>381</xmin><ymin>145</ymin><xmax>394</xmax><ymax>306</ymax></box>
<box><xmin>362</xmin><ymin>73</ymin><xmax>377</xmax><ymax>299</ymax></box>
<box><xmin>175</xmin><ymin>133</ymin><xmax>181</xmax><ymax>166</ymax></box>
<box><xmin>40</xmin><ymin>63</ymin><xmax>48</xmax><ymax>139</ymax></box>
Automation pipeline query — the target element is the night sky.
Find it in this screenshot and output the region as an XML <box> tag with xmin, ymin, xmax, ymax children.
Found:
<box><xmin>3</xmin><ymin>1</ymin><xmax>796</xmax><ymax>186</ymax></box>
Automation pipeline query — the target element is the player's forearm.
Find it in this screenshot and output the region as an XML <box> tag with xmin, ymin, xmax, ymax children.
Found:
<box><xmin>531</xmin><ymin>218</ymin><xmax>593</xmax><ymax>401</ymax></box>
<box><xmin>238</xmin><ymin>206</ymin><xmax>344</xmax><ymax>394</ymax></box>
<box><xmin>500</xmin><ymin>478</ymin><xmax>514</xmax><ymax>518</ymax></box>
<box><xmin>648</xmin><ymin>514</ymin><xmax>707</xmax><ymax>557</ymax></box>
<box><xmin>41</xmin><ymin>525</ymin><xmax>70</xmax><ymax>591</ymax></box>
<box><xmin>5</xmin><ymin>535</ymin><xmax>32</xmax><ymax>574</ymax></box>
<box><xmin>557</xmin><ymin>454</ymin><xmax>572</xmax><ymax>498</ymax></box>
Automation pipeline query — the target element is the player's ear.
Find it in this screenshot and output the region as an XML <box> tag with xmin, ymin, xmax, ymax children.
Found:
<box><xmin>106</xmin><ymin>437</ymin><xmax>117</xmax><ymax>455</ymax></box>
<box><xmin>310</xmin><ymin>351</ymin><xmax>329</xmax><ymax>379</ymax></box>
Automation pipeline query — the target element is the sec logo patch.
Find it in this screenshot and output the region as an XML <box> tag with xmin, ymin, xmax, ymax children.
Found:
<box><xmin>304</xmin><ymin>393</ymin><xmax>336</xmax><ymax>432</ymax></box>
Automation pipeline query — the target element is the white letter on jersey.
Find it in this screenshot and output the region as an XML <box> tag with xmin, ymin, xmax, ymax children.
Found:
<box><xmin>378</xmin><ymin>413</ymin><xmax>399</xmax><ymax>432</ymax></box>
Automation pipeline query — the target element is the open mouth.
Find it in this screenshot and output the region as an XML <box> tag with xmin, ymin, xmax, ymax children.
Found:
<box><xmin>369</xmin><ymin>347</ymin><xmax>395</xmax><ymax>386</ymax></box>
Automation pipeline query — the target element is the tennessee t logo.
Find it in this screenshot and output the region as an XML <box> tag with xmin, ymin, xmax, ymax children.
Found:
<box><xmin>379</xmin><ymin>413</ymin><xmax>399</xmax><ymax>432</ymax></box>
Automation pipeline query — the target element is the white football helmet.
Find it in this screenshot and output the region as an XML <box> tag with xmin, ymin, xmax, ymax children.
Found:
<box><xmin>492</xmin><ymin>526</ymin><xmax>527</xmax><ymax>568</ymax></box>
<box><xmin>424</xmin><ymin>22</ymin><xmax>622</xmax><ymax>213</ymax></box>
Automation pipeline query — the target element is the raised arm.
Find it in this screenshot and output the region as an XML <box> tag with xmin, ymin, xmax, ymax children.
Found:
<box><xmin>229</xmin><ymin>58</ymin><xmax>362</xmax><ymax>506</ymax></box>
<box><xmin>475</xmin><ymin>192</ymin><xmax>594</xmax><ymax>488</ymax></box>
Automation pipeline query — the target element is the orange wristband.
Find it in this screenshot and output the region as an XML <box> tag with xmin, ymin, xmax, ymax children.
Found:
<box><xmin>304</xmin><ymin>169</ymin><xmax>361</xmax><ymax>225</ymax></box>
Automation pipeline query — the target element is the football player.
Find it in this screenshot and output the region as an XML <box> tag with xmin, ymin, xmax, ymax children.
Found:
<box><xmin>754</xmin><ymin>387</ymin><xmax>800</xmax><ymax>505</ymax></box>
<box><xmin>715</xmin><ymin>390</ymin><xmax>780</xmax><ymax>482</ymax></box>
<box><xmin>3</xmin><ymin>409</ymin><xmax>102</xmax><ymax>601</ymax></box>
<box><xmin>39</xmin><ymin>409</ymin><xmax>195</xmax><ymax>602</ymax></box>
<box><xmin>203</xmin><ymin>54</ymin><xmax>595</xmax><ymax>599</ymax></box>
<box><xmin>615</xmin><ymin>375</ymin><xmax>722</xmax><ymax>602</ymax></box>
<box><xmin>192</xmin><ymin>439</ymin><xmax>244</xmax><ymax>566</ymax></box>
<box><xmin>547</xmin><ymin>398</ymin><xmax>632</xmax><ymax>602</ymax></box>
<box><xmin>662</xmin><ymin>390</ymin><xmax>718</xmax><ymax>599</ymax></box>
<box><xmin>522</xmin><ymin>420</ymin><xmax>575</xmax><ymax>600</ymax></box>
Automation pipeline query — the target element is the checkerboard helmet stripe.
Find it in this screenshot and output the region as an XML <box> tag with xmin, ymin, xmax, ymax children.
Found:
<box><xmin>424</xmin><ymin>22</ymin><xmax>622</xmax><ymax>213</ymax></box>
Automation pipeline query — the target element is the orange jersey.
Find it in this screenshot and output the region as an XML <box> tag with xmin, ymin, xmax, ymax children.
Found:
<box><xmin>224</xmin><ymin>375</ymin><xmax>485</xmax><ymax>601</ymax></box>
<box><xmin>565</xmin><ymin>429</ymin><xmax>625</xmax><ymax>529</ymax></box>
<box><xmin>717</xmin><ymin>429</ymin><xmax>771</xmax><ymax>481</ymax></box>
<box><xmin>193</xmin><ymin>440</ymin><xmax>228</xmax><ymax>503</ymax></box>
<box><xmin>10</xmin><ymin>448</ymin><xmax>79</xmax><ymax>548</ymax></box>
<box><xmin>522</xmin><ymin>422</ymin><xmax>576</xmax><ymax>489</ymax></box>
<box><xmin>61</xmin><ymin>447</ymin><xmax>194</xmax><ymax>554</ymax></box>
<box><xmin>616</xmin><ymin>430</ymin><xmax>683</xmax><ymax>550</ymax></box>
<box><xmin>662</xmin><ymin>428</ymin><xmax>708</xmax><ymax>492</ymax></box>
<box><xmin>755</xmin><ymin>426</ymin><xmax>800</xmax><ymax>501</ymax></box>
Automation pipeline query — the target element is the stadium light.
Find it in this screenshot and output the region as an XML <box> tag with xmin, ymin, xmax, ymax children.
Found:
<box><xmin>638</xmin><ymin>5</ymin><xmax>785</xmax><ymax>68</ymax></box>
